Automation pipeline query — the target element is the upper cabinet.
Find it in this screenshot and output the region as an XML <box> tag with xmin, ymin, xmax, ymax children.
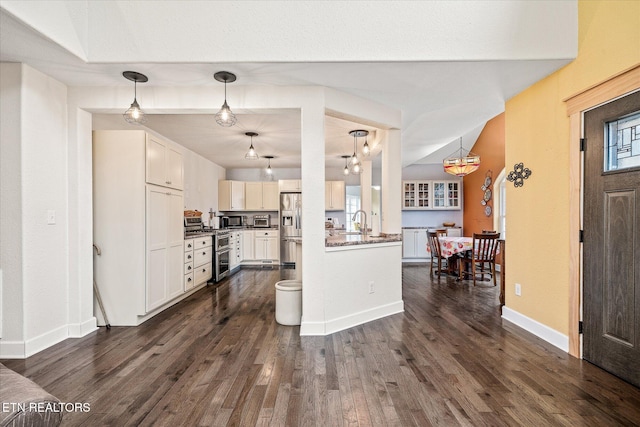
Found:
<box><xmin>218</xmin><ymin>180</ymin><xmax>245</xmax><ymax>211</ymax></box>
<box><xmin>279</xmin><ymin>179</ymin><xmax>301</xmax><ymax>192</ymax></box>
<box><xmin>402</xmin><ymin>180</ymin><xmax>460</xmax><ymax>210</ymax></box>
<box><xmin>325</xmin><ymin>180</ymin><xmax>345</xmax><ymax>211</ymax></box>
<box><xmin>245</xmin><ymin>182</ymin><xmax>279</xmax><ymax>210</ymax></box>
<box><xmin>146</xmin><ymin>134</ymin><xmax>183</xmax><ymax>190</ymax></box>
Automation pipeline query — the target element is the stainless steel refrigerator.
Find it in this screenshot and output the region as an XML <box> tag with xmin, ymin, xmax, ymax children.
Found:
<box><xmin>280</xmin><ymin>192</ymin><xmax>301</xmax><ymax>265</ymax></box>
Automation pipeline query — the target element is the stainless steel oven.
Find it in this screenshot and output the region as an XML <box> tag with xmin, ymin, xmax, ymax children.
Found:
<box><xmin>253</xmin><ymin>214</ymin><xmax>271</xmax><ymax>228</ymax></box>
<box><xmin>214</xmin><ymin>230</ymin><xmax>230</xmax><ymax>282</ymax></box>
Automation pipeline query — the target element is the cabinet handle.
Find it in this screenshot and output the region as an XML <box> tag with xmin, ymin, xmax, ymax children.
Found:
<box><xmin>187</xmin><ymin>277</ymin><xmax>192</xmax><ymax>282</ymax></box>
<box><xmin>187</xmin><ymin>244</ymin><xmax>192</xmax><ymax>248</ymax></box>
<box><xmin>202</xmin><ymin>268</ymin><xmax>206</xmax><ymax>272</ymax></box>
<box><xmin>202</xmin><ymin>241</ymin><xmax>206</xmax><ymax>245</ymax></box>
<box><xmin>188</xmin><ymin>266</ymin><xmax>192</xmax><ymax>271</ymax></box>
<box><xmin>188</xmin><ymin>255</ymin><xmax>192</xmax><ymax>259</ymax></box>
<box><xmin>202</xmin><ymin>252</ymin><xmax>206</xmax><ymax>255</ymax></box>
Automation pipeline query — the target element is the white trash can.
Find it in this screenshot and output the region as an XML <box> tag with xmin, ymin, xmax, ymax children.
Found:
<box><xmin>275</xmin><ymin>280</ymin><xmax>302</xmax><ymax>325</ymax></box>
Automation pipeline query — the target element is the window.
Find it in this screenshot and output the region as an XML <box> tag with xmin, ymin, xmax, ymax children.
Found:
<box><xmin>494</xmin><ymin>169</ymin><xmax>507</xmax><ymax>239</ymax></box>
<box><xmin>604</xmin><ymin>110</ymin><xmax>640</xmax><ymax>172</ymax></box>
<box><xmin>345</xmin><ymin>186</ymin><xmax>361</xmax><ymax>232</ymax></box>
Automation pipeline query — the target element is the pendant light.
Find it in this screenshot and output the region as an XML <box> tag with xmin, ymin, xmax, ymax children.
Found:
<box><xmin>122</xmin><ymin>71</ymin><xmax>148</xmax><ymax>125</ymax></box>
<box><xmin>362</xmin><ymin>135</ymin><xmax>370</xmax><ymax>156</ymax></box>
<box><xmin>263</xmin><ymin>155</ymin><xmax>274</xmax><ymax>175</ymax></box>
<box><xmin>443</xmin><ymin>137</ymin><xmax>481</xmax><ymax>177</ymax></box>
<box><xmin>342</xmin><ymin>155</ymin><xmax>351</xmax><ymax>175</ymax></box>
<box><xmin>213</xmin><ymin>71</ymin><xmax>237</xmax><ymax>127</ymax></box>
<box><xmin>245</xmin><ymin>132</ymin><xmax>259</xmax><ymax>160</ymax></box>
<box><xmin>348</xmin><ymin>129</ymin><xmax>368</xmax><ymax>175</ymax></box>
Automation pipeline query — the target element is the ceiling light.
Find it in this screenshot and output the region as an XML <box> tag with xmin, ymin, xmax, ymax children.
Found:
<box><xmin>122</xmin><ymin>71</ymin><xmax>148</xmax><ymax>125</ymax></box>
<box><xmin>264</xmin><ymin>155</ymin><xmax>274</xmax><ymax>175</ymax></box>
<box><xmin>245</xmin><ymin>132</ymin><xmax>259</xmax><ymax>160</ymax></box>
<box><xmin>443</xmin><ymin>137</ymin><xmax>481</xmax><ymax>177</ymax></box>
<box><xmin>213</xmin><ymin>71</ymin><xmax>237</xmax><ymax>127</ymax></box>
<box><xmin>362</xmin><ymin>136</ymin><xmax>370</xmax><ymax>156</ymax></box>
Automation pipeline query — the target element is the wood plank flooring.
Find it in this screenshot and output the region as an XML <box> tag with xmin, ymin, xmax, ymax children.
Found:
<box><xmin>3</xmin><ymin>264</ymin><xmax>640</xmax><ymax>426</ymax></box>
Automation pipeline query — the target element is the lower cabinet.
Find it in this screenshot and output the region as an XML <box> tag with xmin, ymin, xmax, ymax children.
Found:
<box><xmin>402</xmin><ymin>229</ymin><xmax>429</xmax><ymax>259</ymax></box>
<box><xmin>229</xmin><ymin>231</ymin><xmax>242</xmax><ymax>270</ymax></box>
<box><xmin>242</xmin><ymin>230</ymin><xmax>255</xmax><ymax>260</ymax></box>
<box><xmin>185</xmin><ymin>235</ymin><xmax>212</xmax><ymax>290</ymax></box>
<box><xmin>254</xmin><ymin>230</ymin><xmax>279</xmax><ymax>260</ymax></box>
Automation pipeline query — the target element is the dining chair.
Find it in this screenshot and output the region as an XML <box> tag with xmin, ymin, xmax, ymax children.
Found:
<box><xmin>427</xmin><ymin>230</ymin><xmax>449</xmax><ymax>277</ymax></box>
<box><xmin>459</xmin><ymin>232</ymin><xmax>500</xmax><ymax>286</ymax></box>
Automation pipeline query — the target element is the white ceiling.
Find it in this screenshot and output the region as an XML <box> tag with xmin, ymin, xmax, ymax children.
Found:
<box><xmin>0</xmin><ymin>1</ymin><xmax>576</xmax><ymax>170</ymax></box>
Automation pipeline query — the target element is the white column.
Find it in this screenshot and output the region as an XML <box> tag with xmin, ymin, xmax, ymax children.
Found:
<box><xmin>360</xmin><ymin>160</ymin><xmax>372</xmax><ymax>230</ymax></box>
<box><xmin>381</xmin><ymin>129</ymin><xmax>402</xmax><ymax>234</ymax></box>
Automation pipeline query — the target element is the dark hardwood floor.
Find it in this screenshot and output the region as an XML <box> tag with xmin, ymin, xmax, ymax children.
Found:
<box><xmin>3</xmin><ymin>264</ymin><xmax>640</xmax><ymax>426</ymax></box>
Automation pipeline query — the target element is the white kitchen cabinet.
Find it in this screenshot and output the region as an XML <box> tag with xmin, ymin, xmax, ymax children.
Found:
<box><xmin>254</xmin><ymin>229</ymin><xmax>279</xmax><ymax>261</ymax></box>
<box><xmin>325</xmin><ymin>180</ymin><xmax>345</xmax><ymax>210</ymax></box>
<box><xmin>192</xmin><ymin>235</ymin><xmax>213</xmax><ymax>285</ymax></box>
<box><xmin>402</xmin><ymin>181</ymin><xmax>431</xmax><ymax>209</ymax></box>
<box><xmin>279</xmin><ymin>179</ymin><xmax>301</xmax><ymax>192</ymax></box>
<box><xmin>229</xmin><ymin>231</ymin><xmax>242</xmax><ymax>270</ymax></box>
<box><xmin>218</xmin><ymin>180</ymin><xmax>245</xmax><ymax>211</ymax></box>
<box><xmin>446</xmin><ymin>227</ymin><xmax>462</xmax><ymax>237</ymax></box>
<box><xmin>184</xmin><ymin>238</ymin><xmax>195</xmax><ymax>291</ymax></box>
<box><xmin>402</xmin><ymin>229</ymin><xmax>429</xmax><ymax>259</ymax></box>
<box><xmin>242</xmin><ymin>230</ymin><xmax>255</xmax><ymax>260</ymax></box>
<box><xmin>432</xmin><ymin>181</ymin><xmax>461</xmax><ymax>210</ymax></box>
<box><xmin>93</xmin><ymin>130</ymin><xmax>188</xmax><ymax>326</ymax></box>
<box><xmin>146</xmin><ymin>134</ymin><xmax>184</xmax><ymax>190</ymax></box>
<box><xmin>146</xmin><ymin>185</ymin><xmax>184</xmax><ymax>312</ymax></box>
<box><xmin>245</xmin><ymin>182</ymin><xmax>279</xmax><ymax>210</ymax></box>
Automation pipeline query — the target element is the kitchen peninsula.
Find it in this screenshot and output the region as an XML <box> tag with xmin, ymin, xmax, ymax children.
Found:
<box><xmin>325</xmin><ymin>232</ymin><xmax>402</xmax><ymax>248</ymax></box>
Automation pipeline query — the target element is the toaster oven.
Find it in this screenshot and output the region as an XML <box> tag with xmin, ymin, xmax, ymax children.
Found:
<box><xmin>253</xmin><ymin>214</ymin><xmax>271</xmax><ymax>228</ymax></box>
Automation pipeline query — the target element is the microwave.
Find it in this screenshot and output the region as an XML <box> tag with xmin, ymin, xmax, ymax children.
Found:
<box><xmin>221</xmin><ymin>215</ymin><xmax>246</xmax><ymax>228</ymax></box>
<box><xmin>253</xmin><ymin>214</ymin><xmax>271</xmax><ymax>228</ymax></box>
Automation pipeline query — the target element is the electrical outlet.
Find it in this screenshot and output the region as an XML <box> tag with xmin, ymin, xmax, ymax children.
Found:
<box><xmin>515</xmin><ymin>283</ymin><xmax>522</xmax><ymax>296</ymax></box>
<box><xmin>369</xmin><ymin>281</ymin><xmax>375</xmax><ymax>294</ymax></box>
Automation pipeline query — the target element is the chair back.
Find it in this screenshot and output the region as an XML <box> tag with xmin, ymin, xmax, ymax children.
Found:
<box><xmin>435</xmin><ymin>229</ymin><xmax>448</xmax><ymax>238</ymax></box>
<box><xmin>472</xmin><ymin>232</ymin><xmax>500</xmax><ymax>262</ymax></box>
<box><xmin>427</xmin><ymin>231</ymin><xmax>444</xmax><ymax>258</ymax></box>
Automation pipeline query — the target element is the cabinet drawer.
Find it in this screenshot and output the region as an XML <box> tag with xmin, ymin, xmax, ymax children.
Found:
<box><xmin>184</xmin><ymin>272</ymin><xmax>194</xmax><ymax>291</ymax></box>
<box><xmin>194</xmin><ymin>247</ymin><xmax>212</xmax><ymax>266</ymax></box>
<box><xmin>184</xmin><ymin>261</ymin><xmax>194</xmax><ymax>275</ymax></box>
<box><xmin>184</xmin><ymin>251</ymin><xmax>194</xmax><ymax>263</ymax></box>
<box><xmin>184</xmin><ymin>239</ymin><xmax>194</xmax><ymax>252</ymax></box>
<box><xmin>256</xmin><ymin>230</ymin><xmax>278</xmax><ymax>238</ymax></box>
<box><xmin>194</xmin><ymin>236</ymin><xmax>212</xmax><ymax>249</ymax></box>
<box><xmin>195</xmin><ymin>262</ymin><xmax>212</xmax><ymax>284</ymax></box>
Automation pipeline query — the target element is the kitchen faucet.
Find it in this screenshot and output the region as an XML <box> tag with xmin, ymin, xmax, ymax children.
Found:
<box><xmin>352</xmin><ymin>210</ymin><xmax>368</xmax><ymax>235</ymax></box>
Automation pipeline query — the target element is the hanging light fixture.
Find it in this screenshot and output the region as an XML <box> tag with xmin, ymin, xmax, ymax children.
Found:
<box><xmin>342</xmin><ymin>155</ymin><xmax>351</xmax><ymax>176</ymax></box>
<box><xmin>348</xmin><ymin>130</ymin><xmax>368</xmax><ymax>175</ymax></box>
<box><xmin>264</xmin><ymin>155</ymin><xmax>274</xmax><ymax>175</ymax></box>
<box><xmin>244</xmin><ymin>132</ymin><xmax>259</xmax><ymax>160</ymax></box>
<box><xmin>122</xmin><ymin>71</ymin><xmax>148</xmax><ymax>125</ymax></box>
<box><xmin>213</xmin><ymin>71</ymin><xmax>237</xmax><ymax>127</ymax></box>
<box><xmin>443</xmin><ymin>137</ymin><xmax>481</xmax><ymax>177</ymax></box>
<box><xmin>362</xmin><ymin>135</ymin><xmax>370</xmax><ymax>156</ymax></box>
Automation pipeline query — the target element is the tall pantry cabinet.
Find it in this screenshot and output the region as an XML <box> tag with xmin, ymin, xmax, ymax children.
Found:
<box><xmin>93</xmin><ymin>130</ymin><xmax>184</xmax><ymax>326</ymax></box>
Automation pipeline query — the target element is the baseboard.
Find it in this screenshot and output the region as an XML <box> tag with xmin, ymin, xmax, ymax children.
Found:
<box><xmin>502</xmin><ymin>306</ymin><xmax>569</xmax><ymax>353</ymax></box>
<box><xmin>68</xmin><ymin>317</ymin><xmax>98</xmax><ymax>337</ymax></box>
<box><xmin>301</xmin><ymin>301</ymin><xmax>404</xmax><ymax>336</ymax></box>
<box><xmin>0</xmin><ymin>340</ymin><xmax>26</xmax><ymax>359</ymax></box>
<box><xmin>24</xmin><ymin>325</ymin><xmax>70</xmax><ymax>357</ymax></box>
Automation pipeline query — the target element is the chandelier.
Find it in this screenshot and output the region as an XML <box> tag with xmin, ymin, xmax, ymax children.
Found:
<box><xmin>443</xmin><ymin>137</ymin><xmax>480</xmax><ymax>177</ymax></box>
<box><xmin>347</xmin><ymin>129</ymin><xmax>369</xmax><ymax>175</ymax></box>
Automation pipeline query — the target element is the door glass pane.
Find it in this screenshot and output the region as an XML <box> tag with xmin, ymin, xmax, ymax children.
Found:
<box><xmin>604</xmin><ymin>110</ymin><xmax>640</xmax><ymax>172</ymax></box>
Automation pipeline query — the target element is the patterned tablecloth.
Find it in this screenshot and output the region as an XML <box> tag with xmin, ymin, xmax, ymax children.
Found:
<box><xmin>427</xmin><ymin>237</ymin><xmax>473</xmax><ymax>257</ymax></box>
<box><xmin>427</xmin><ymin>236</ymin><xmax>500</xmax><ymax>257</ymax></box>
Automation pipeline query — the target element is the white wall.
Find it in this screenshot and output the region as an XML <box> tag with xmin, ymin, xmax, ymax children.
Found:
<box><xmin>0</xmin><ymin>63</ymin><xmax>83</xmax><ymax>357</ymax></box>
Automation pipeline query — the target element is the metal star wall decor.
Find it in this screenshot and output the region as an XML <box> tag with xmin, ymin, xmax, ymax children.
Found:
<box><xmin>506</xmin><ymin>163</ymin><xmax>532</xmax><ymax>187</ymax></box>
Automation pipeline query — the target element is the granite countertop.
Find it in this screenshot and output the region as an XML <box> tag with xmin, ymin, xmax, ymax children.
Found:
<box><xmin>402</xmin><ymin>226</ymin><xmax>461</xmax><ymax>229</ymax></box>
<box><xmin>325</xmin><ymin>232</ymin><xmax>402</xmax><ymax>247</ymax></box>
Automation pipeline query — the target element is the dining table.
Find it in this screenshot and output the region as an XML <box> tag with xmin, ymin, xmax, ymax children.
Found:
<box><xmin>426</xmin><ymin>235</ymin><xmax>506</xmax><ymax>307</ymax></box>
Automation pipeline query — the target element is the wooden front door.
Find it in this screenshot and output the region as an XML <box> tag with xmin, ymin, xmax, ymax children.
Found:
<box><xmin>583</xmin><ymin>90</ymin><xmax>640</xmax><ymax>388</ymax></box>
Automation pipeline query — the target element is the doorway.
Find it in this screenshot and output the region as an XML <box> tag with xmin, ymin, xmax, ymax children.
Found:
<box><xmin>583</xmin><ymin>90</ymin><xmax>640</xmax><ymax>388</ymax></box>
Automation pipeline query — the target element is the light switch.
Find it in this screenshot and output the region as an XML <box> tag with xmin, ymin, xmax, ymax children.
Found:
<box><xmin>47</xmin><ymin>210</ymin><xmax>56</xmax><ymax>225</ymax></box>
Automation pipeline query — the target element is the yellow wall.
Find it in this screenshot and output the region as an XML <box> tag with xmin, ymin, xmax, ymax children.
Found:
<box><xmin>505</xmin><ymin>0</ymin><xmax>640</xmax><ymax>335</ymax></box>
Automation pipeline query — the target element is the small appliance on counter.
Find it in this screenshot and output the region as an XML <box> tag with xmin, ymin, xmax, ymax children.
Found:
<box><xmin>253</xmin><ymin>214</ymin><xmax>271</xmax><ymax>228</ymax></box>
<box><xmin>221</xmin><ymin>215</ymin><xmax>247</xmax><ymax>228</ymax></box>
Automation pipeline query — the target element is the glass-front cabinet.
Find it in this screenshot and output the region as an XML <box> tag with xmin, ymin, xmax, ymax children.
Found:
<box><xmin>403</xmin><ymin>181</ymin><xmax>431</xmax><ymax>209</ymax></box>
<box><xmin>403</xmin><ymin>180</ymin><xmax>460</xmax><ymax>210</ymax></box>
